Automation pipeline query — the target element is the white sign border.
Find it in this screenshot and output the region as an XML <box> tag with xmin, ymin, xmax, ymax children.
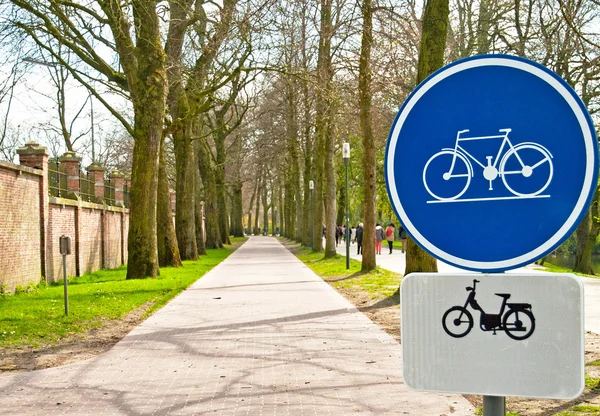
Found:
<box><xmin>386</xmin><ymin>57</ymin><xmax>597</xmax><ymax>271</ymax></box>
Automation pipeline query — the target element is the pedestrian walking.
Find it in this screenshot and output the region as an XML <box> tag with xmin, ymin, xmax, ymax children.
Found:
<box><xmin>399</xmin><ymin>224</ymin><xmax>408</xmax><ymax>253</ymax></box>
<box><xmin>385</xmin><ymin>223</ymin><xmax>395</xmax><ymax>254</ymax></box>
<box><xmin>335</xmin><ymin>224</ymin><xmax>341</xmax><ymax>246</ymax></box>
<box><xmin>355</xmin><ymin>223</ymin><xmax>364</xmax><ymax>254</ymax></box>
<box><xmin>375</xmin><ymin>223</ymin><xmax>384</xmax><ymax>255</ymax></box>
<box><xmin>349</xmin><ymin>226</ymin><xmax>354</xmax><ymax>244</ymax></box>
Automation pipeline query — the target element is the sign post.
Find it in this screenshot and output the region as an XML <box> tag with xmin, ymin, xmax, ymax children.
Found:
<box><xmin>59</xmin><ymin>235</ymin><xmax>71</xmax><ymax>316</ymax></box>
<box><xmin>385</xmin><ymin>55</ymin><xmax>598</xmax><ymax>415</ymax></box>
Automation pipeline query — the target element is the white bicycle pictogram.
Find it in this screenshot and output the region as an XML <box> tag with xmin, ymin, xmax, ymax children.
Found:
<box><xmin>423</xmin><ymin>128</ymin><xmax>554</xmax><ymax>203</ymax></box>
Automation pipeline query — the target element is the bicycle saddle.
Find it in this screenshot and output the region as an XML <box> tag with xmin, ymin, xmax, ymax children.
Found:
<box><xmin>495</xmin><ymin>293</ymin><xmax>511</xmax><ymax>299</ymax></box>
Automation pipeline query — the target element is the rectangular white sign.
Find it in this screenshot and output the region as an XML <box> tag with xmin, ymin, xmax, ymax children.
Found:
<box><xmin>401</xmin><ymin>273</ymin><xmax>584</xmax><ymax>399</ymax></box>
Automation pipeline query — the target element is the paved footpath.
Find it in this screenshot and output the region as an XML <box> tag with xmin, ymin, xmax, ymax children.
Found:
<box><xmin>336</xmin><ymin>239</ymin><xmax>600</xmax><ymax>334</ymax></box>
<box><xmin>0</xmin><ymin>237</ymin><xmax>473</xmax><ymax>415</ymax></box>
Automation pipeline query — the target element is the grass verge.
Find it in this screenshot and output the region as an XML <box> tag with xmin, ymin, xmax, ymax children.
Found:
<box><xmin>539</xmin><ymin>262</ymin><xmax>597</xmax><ymax>279</ymax></box>
<box><xmin>0</xmin><ymin>237</ymin><xmax>246</xmax><ymax>349</ymax></box>
<box><xmin>293</xmin><ymin>242</ymin><xmax>401</xmax><ymax>301</ymax></box>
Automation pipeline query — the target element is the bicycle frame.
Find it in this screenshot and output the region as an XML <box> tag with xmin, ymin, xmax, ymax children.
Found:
<box><xmin>447</xmin><ymin>128</ymin><xmax>520</xmax><ymax>176</ymax></box>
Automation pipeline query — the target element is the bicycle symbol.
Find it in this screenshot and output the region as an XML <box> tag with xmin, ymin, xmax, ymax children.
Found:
<box><xmin>423</xmin><ymin>128</ymin><xmax>553</xmax><ymax>203</ymax></box>
<box><xmin>442</xmin><ymin>279</ymin><xmax>535</xmax><ymax>341</ymax></box>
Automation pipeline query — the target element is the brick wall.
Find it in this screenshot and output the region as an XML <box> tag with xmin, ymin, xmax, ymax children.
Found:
<box><xmin>104</xmin><ymin>210</ymin><xmax>123</xmax><ymax>269</ymax></box>
<box><xmin>78</xmin><ymin>207</ymin><xmax>103</xmax><ymax>275</ymax></box>
<box><xmin>47</xmin><ymin>203</ymin><xmax>77</xmax><ymax>282</ymax></box>
<box><xmin>0</xmin><ymin>157</ymin><xmax>130</xmax><ymax>289</ymax></box>
<box><xmin>0</xmin><ymin>161</ymin><xmax>43</xmax><ymax>289</ymax></box>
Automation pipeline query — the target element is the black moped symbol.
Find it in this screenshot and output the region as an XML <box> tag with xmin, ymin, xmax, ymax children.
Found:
<box><xmin>442</xmin><ymin>279</ymin><xmax>535</xmax><ymax>340</ymax></box>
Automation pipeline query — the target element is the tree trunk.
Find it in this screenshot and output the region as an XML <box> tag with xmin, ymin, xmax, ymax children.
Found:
<box><xmin>254</xmin><ymin>173</ymin><xmax>262</xmax><ymax>234</ymax></box>
<box><xmin>313</xmin><ymin>0</ymin><xmax>333</xmax><ymax>253</ymax></box>
<box><xmin>285</xmin><ymin>74</ymin><xmax>302</xmax><ymax>242</ymax></box>
<box><xmin>196</xmin><ymin>137</ymin><xmax>222</xmax><ymax>249</ymax></box>
<box><xmin>174</xmin><ymin>129</ymin><xmax>199</xmax><ymax>259</ymax></box>
<box><xmin>194</xmin><ymin>156</ymin><xmax>207</xmax><ymax>255</ymax></box>
<box><xmin>166</xmin><ymin>0</ymin><xmax>198</xmax><ymax>261</ymax></box>
<box><xmin>157</xmin><ymin>136</ymin><xmax>182</xmax><ymax>267</ymax></box>
<box><xmin>359</xmin><ymin>0</ymin><xmax>376</xmax><ymax>271</ymax></box>
<box><xmin>324</xmin><ymin>122</ymin><xmax>337</xmax><ymax>258</ymax></box>
<box><xmin>230</xmin><ymin>181</ymin><xmax>244</xmax><ymax>237</ymax></box>
<box><xmin>279</xmin><ymin>184</ymin><xmax>284</xmax><ymax>237</ymax></box>
<box><xmin>215</xmin><ymin>129</ymin><xmax>231</xmax><ymax>245</ymax></box>
<box><xmin>404</xmin><ymin>0</ymin><xmax>450</xmax><ymax>275</ymax></box>
<box><xmin>573</xmin><ymin>187</ymin><xmax>599</xmax><ymax>274</ymax></box>
<box><xmin>271</xmin><ymin>200</ymin><xmax>277</xmax><ymax>235</ymax></box>
<box><xmin>126</xmin><ymin>98</ymin><xmax>162</xmax><ymax>279</ymax></box>
<box><xmin>301</xmin><ymin>7</ymin><xmax>313</xmax><ymax>248</ymax></box>
<box><xmin>476</xmin><ymin>0</ymin><xmax>493</xmax><ymax>54</ymax></box>
<box><xmin>195</xmin><ymin>197</ymin><xmax>207</xmax><ymax>256</ymax></box>
<box><xmin>262</xmin><ymin>181</ymin><xmax>269</xmax><ymax>235</ymax></box>
<box><xmin>336</xmin><ymin>176</ymin><xmax>345</xmax><ymax>232</ymax></box>
<box><xmin>247</xmin><ymin>182</ymin><xmax>257</xmax><ymax>234</ymax></box>
<box><xmin>125</xmin><ymin>1</ymin><xmax>167</xmax><ymax>279</ymax></box>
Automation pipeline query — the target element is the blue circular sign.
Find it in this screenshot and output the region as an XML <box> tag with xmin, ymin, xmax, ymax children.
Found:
<box><xmin>385</xmin><ymin>55</ymin><xmax>599</xmax><ymax>272</ymax></box>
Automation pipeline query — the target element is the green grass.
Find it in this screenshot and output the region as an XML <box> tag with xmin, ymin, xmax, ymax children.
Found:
<box><xmin>572</xmin><ymin>405</ymin><xmax>600</xmax><ymax>413</ymax></box>
<box><xmin>586</xmin><ymin>374</ymin><xmax>600</xmax><ymax>390</ymax></box>
<box><xmin>0</xmin><ymin>238</ymin><xmax>246</xmax><ymax>349</ymax></box>
<box><xmin>587</xmin><ymin>359</ymin><xmax>600</xmax><ymax>366</ymax></box>
<box><xmin>295</xmin><ymin>244</ymin><xmax>401</xmax><ymax>300</ymax></box>
<box><xmin>474</xmin><ymin>407</ymin><xmax>520</xmax><ymax>415</ymax></box>
<box><xmin>539</xmin><ymin>262</ymin><xmax>597</xmax><ymax>278</ymax></box>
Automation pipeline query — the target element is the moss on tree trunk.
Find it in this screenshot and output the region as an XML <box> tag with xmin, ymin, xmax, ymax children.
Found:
<box><xmin>157</xmin><ymin>136</ymin><xmax>182</xmax><ymax>268</ymax></box>
<box><xmin>196</xmin><ymin>138</ymin><xmax>223</xmax><ymax>249</ymax></box>
<box><xmin>573</xmin><ymin>187</ymin><xmax>599</xmax><ymax>274</ymax></box>
<box><xmin>403</xmin><ymin>0</ymin><xmax>450</xmax><ymax>274</ymax></box>
<box><xmin>230</xmin><ymin>182</ymin><xmax>244</xmax><ymax>237</ymax></box>
<box><xmin>174</xmin><ymin>129</ymin><xmax>199</xmax><ymax>259</ymax></box>
<box><xmin>359</xmin><ymin>0</ymin><xmax>376</xmax><ymax>271</ymax></box>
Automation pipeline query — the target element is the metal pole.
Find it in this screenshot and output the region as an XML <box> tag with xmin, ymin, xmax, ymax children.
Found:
<box><xmin>62</xmin><ymin>254</ymin><xmax>69</xmax><ymax>316</ymax></box>
<box><xmin>90</xmin><ymin>94</ymin><xmax>95</xmax><ymax>162</ymax></box>
<box><xmin>310</xmin><ymin>189</ymin><xmax>314</xmax><ymax>250</ymax></box>
<box><xmin>345</xmin><ymin>163</ymin><xmax>349</xmax><ymax>270</ymax></box>
<box><xmin>483</xmin><ymin>396</ymin><xmax>505</xmax><ymax>416</ymax></box>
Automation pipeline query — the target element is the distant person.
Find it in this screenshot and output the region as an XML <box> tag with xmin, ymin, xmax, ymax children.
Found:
<box><xmin>386</xmin><ymin>223</ymin><xmax>395</xmax><ymax>254</ymax></box>
<box><xmin>263</xmin><ymin>225</ymin><xmax>268</xmax><ymax>236</ymax></box>
<box><xmin>349</xmin><ymin>226</ymin><xmax>354</xmax><ymax>244</ymax></box>
<box><xmin>335</xmin><ymin>224</ymin><xmax>341</xmax><ymax>246</ymax></box>
<box><xmin>275</xmin><ymin>227</ymin><xmax>280</xmax><ymax>236</ymax></box>
<box><xmin>375</xmin><ymin>223</ymin><xmax>384</xmax><ymax>255</ymax></box>
<box><xmin>399</xmin><ymin>224</ymin><xmax>408</xmax><ymax>253</ymax></box>
<box><xmin>355</xmin><ymin>223</ymin><xmax>364</xmax><ymax>255</ymax></box>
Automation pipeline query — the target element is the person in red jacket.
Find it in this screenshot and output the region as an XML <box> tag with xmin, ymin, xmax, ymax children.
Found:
<box><xmin>385</xmin><ymin>223</ymin><xmax>395</xmax><ymax>254</ymax></box>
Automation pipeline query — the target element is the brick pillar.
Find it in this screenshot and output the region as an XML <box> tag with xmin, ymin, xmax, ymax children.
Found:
<box><xmin>87</xmin><ymin>162</ymin><xmax>106</xmax><ymax>201</ymax></box>
<box><xmin>110</xmin><ymin>170</ymin><xmax>125</xmax><ymax>205</ymax></box>
<box><xmin>17</xmin><ymin>142</ymin><xmax>49</xmax><ymax>281</ymax></box>
<box><xmin>59</xmin><ymin>151</ymin><xmax>81</xmax><ymax>194</ymax></box>
<box><xmin>170</xmin><ymin>190</ymin><xmax>176</xmax><ymax>212</ymax></box>
<box><xmin>123</xmin><ymin>175</ymin><xmax>131</xmax><ymax>207</ymax></box>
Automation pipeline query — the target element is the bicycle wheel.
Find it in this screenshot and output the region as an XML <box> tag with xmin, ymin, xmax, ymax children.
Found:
<box><xmin>423</xmin><ymin>150</ymin><xmax>472</xmax><ymax>201</ymax></box>
<box><xmin>500</xmin><ymin>144</ymin><xmax>553</xmax><ymax>197</ymax></box>
<box><xmin>502</xmin><ymin>309</ymin><xmax>535</xmax><ymax>340</ymax></box>
<box><xmin>442</xmin><ymin>306</ymin><xmax>473</xmax><ymax>338</ymax></box>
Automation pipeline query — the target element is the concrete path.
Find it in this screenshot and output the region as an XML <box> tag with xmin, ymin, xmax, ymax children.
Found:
<box><xmin>336</xmin><ymin>239</ymin><xmax>600</xmax><ymax>334</ymax></box>
<box><xmin>0</xmin><ymin>237</ymin><xmax>473</xmax><ymax>415</ymax></box>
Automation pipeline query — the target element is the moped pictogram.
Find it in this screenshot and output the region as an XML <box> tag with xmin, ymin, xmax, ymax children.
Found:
<box><xmin>442</xmin><ymin>279</ymin><xmax>535</xmax><ymax>340</ymax></box>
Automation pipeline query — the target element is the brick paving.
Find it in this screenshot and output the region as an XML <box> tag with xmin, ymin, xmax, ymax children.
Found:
<box><xmin>0</xmin><ymin>237</ymin><xmax>473</xmax><ymax>415</ymax></box>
